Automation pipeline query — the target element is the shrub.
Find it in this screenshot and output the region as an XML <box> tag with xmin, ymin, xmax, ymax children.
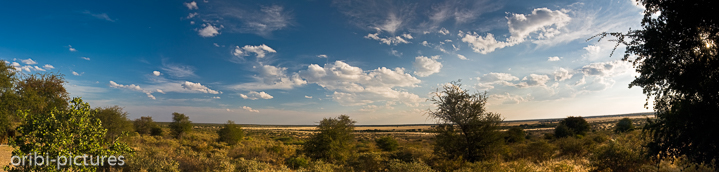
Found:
<box><xmin>134</xmin><ymin>116</ymin><xmax>159</xmax><ymax>135</ymax></box>
<box><xmin>5</xmin><ymin>98</ymin><xmax>133</xmax><ymax>172</ymax></box>
<box><xmin>151</xmin><ymin>126</ymin><xmax>164</xmax><ymax>136</ymax></box>
<box><xmin>505</xmin><ymin>126</ymin><xmax>526</xmax><ymax>143</ymax></box>
<box><xmin>302</xmin><ymin>115</ymin><xmax>355</xmax><ymax>163</ymax></box>
<box><xmin>591</xmin><ymin>141</ymin><xmax>646</xmax><ymax>172</ymax></box>
<box><xmin>287</xmin><ymin>156</ymin><xmax>309</xmax><ymax>169</ymax></box>
<box><xmin>93</xmin><ymin>106</ymin><xmax>134</xmax><ymax>140</ymax></box>
<box><xmin>387</xmin><ymin>159</ymin><xmax>435</xmax><ymax>172</ymax></box>
<box><xmin>555</xmin><ymin>137</ymin><xmax>595</xmax><ymax>157</ymax></box>
<box><xmin>349</xmin><ymin>152</ymin><xmax>387</xmax><ymax>172</ymax></box>
<box><xmin>217</xmin><ymin>120</ymin><xmax>244</xmax><ymax>145</ymax></box>
<box><xmin>375</xmin><ymin>136</ymin><xmax>399</xmax><ymax>151</ymax></box>
<box><xmin>518</xmin><ymin>140</ymin><xmax>556</xmax><ymax>162</ymax></box>
<box><xmin>233</xmin><ymin>158</ymin><xmax>274</xmax><ymax>172</ymax></box>
<box><xmin>169</xmin><ymin>112</ymin><xmax>192</xmax><ymax>139</ymax></box>
<box><xmin>615</xmin><ymin>118</ymin><xmax>635</xmax><ymax>133</ymax></box>
<box><xmin>554</xmin><ymin>116</ymin><xmax>590</xmax><ymax>138</ymax></box>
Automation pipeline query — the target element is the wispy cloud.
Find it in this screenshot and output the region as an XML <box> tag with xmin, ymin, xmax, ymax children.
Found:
<box><xmin>161</xmin><ymin>61</ymin><xmax>196</xmax><ymax>78</ymax></box>
<box><xmin>82</xmin><ymin>10</ymin><xmax>115</xmax><ymax>22</ymax></box>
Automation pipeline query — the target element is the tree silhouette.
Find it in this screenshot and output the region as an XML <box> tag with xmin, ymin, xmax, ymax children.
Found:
<box><xmin>169</xmin><ymin>112</ymin><xmax>192</xmax><ymax>139</ymax></box>
<box><xmin>592</xmin><ymin>0</ymin><xmax>718</xmax><ymax>165</ymax></box>
<box><xmin>302</xmin><ymin>115</ymin><xmax>355</xmax><ymax>163</ymax></box>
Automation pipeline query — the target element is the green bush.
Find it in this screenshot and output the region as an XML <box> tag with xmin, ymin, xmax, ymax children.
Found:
<box><xmin>169</xmin><ymin>112</ymin><xmax>192</xmax><ymax>139</ymax></box>
<box><xmin>375</xmin><ymin>136</ymin><xmax>399</xmax><ymax>151</ymax></box>
<box><xmin>93</xmin><ymin>106</ymin><xmax>134</xmax><ymax>140</ymax></box>
<box><xmin>387</xmin><ymin>159</ymin><xmax>435</xmax><ymax>172</ymax></box>
<box><xmin>555</xmin><ymin>116</ymin><xmax>590</xmax><ymax>138</ymax></box>
<box><xmin>591</xmin><ymin>141</ymin><xmax>646</xmax><ymax>172</ymax></box>
<box><xmin>134</xmin><ymin>116</ymin><xmax>159</xmax><ymax>135</ymax></box>
<box><xmin>518</xmin><ymin>140</ymin><xmax>556</xmax><ymax>162</ymax></box>
<box><xmin>217</xmin><ymin>120</ymin><xmax>244</xmax><ymax>145</ymax></box>
<box><xmin>302</xmin><ymin>115</ymin><xmax>355</xmax><ymax>163</ymax></box>
<box><xmin>151</xmin><ymin>126</ymin><xmax>164</xmax><ymax>136</ymax></box>
<box><xmin>614</xmin><ymin>118</ymin><xmax>635</xmax><ymax>133</ymax></box>
<box><xmin>555</xmin><ymin>137</ymin><xmax>595</xmax><ymax>157</ymax></box>
<box><xmin>505</xmin><ymin>126</ymin><xmax>526</xmax><ymax>143</ymax></box>
<box><xmin>287</xmin><ymin>156</ymin><xmax>309</xmax><ymax>169</ymax></box>
<box><xmin>349</xmin><ymin>152</ymin><xmax>387</xmax><ymax>172</ymax></box>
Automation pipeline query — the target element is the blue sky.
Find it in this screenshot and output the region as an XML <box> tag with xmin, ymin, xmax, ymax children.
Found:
<box><xmin>0</xmin><ymin>0</ymin><xmax>652</xmax><ymax>124</ymax></box>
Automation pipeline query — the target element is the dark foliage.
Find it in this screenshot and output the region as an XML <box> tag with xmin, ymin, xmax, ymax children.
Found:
<box><xmin>615</xmin><ymin>118</ymin><xmax>635</xmax><ymax>133</ymax></box>
<box><xmin>429</xmin><ymin>81</ymin><xmax>504</xmax><ymax>162</ymax></box>
<box><xmin>505</xmin><ymin>126</ymin><xmax>526</xmax><ymax>143</ymax></box>
<box><xmin>375</xmin><ymin>136</ymin><xmax>399</xmax><ymax>152</ymax></box>
<box><xmin>134</xmin><ymin>116</ymin><xmax>159</xmax><ymax>135</ymax></box>
<box><xmin>302</xmin><ymin>114</ymin><xmax>355</xmax><ymax>163</ymax></box>
<box><xmin>554</xmin><ymin>116</ymin><xmax>590</xmax><ymax>138</ymax></box>
<box><xmin>94</xmin><ymin>106</ymin><xmax>134</xmax><ymax>140</ymax></box>
<box><xmin>217</xmin><ymin>120</ymin><xmax>244</xmax><ymax>145</ymax></box>
<box><xmin>169</xmin><ymin>112</ymin><xmax>193</xmax><ymax>139</ymax></box>
<box><xmin>592</xmin><ymin>0</ymin><xmax>719</xmax><ymax>165</ymax></box>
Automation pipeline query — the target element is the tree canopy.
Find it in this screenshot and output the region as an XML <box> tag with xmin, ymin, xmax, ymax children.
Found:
<box><xmin>593</xmin><ymin>0</ymin><xmax>718</xmax><ymax>165</ymax></box>
<box><xmin>429</xmin><ymin>81</ymin><xmax>504</xmax><ymax>162</ymax></box>
<box><xmin>217</xmin><ymin>120</ymin><xmax>244</xmax><ymax>145</ymax></box>
<box><xmin>554</xmin><ymin>116</ymin><xmax>590</xmax><ymax>138</ymax></box>
<box><xmin>94</xmin><ymin>106</ymin><xmax>134</xmax><ymax>140</ymax></box>
<box><xmin>169</xmin><ymin>112</ymin><xmax>193</xmax><ymax>139</ymax></box>
<box><xmin>302</xmin><ymin>114</ymin><xmax>356</xmax><ymax>163</ymax></box>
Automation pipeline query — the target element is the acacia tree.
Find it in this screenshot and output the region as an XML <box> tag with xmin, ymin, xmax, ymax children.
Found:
<box><xmin>302</xmin><ymin>115</ymin><xmax>355</xmax><ymax>163</ymax></box>
<box><xmin>217</xmin><ymin>120</ymin><xmax>244</xmax><ymax>145</ymax></box>
<box><xmin>429</xmin><ymin>81</ymin><xmax>504</xmax><ymax>162</ymax></box>
<box><xmin>94</xmin><ymin>106</ymin><xmax>134</xmax><ymax>140</ymax></box>
<box><xmin>169</xmin><ymin>112</ymin><xmax>192</xmax><ymax>139</ymax></box>
<box><xmin>592</xmin><ymin>0</ymin><xmax>718</xmax><ymax>165</ymax></box>
<box><xmin>133</xmin><ymin>116</ymin><xmax>160</xmax><ymax>136</ymax></box>
<box><xmin>554</xmin><ymin>116</ymin><xmax>590</xmax><ymax>138</ymax></box>
<box><xmin>615</xmin><ymin>118</ymin><xmax>635</xmax><ymax>133</ymax></box>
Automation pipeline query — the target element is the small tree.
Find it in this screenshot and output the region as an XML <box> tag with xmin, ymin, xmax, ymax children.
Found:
<box><xmin>429</xmin><ymin>81</ymin><xmax>504</xmax><ymax>162</ymax></box>
<box><xmin>554</xmin><ymin>116</ymin><xmax>590</xmax><ymax>138</ymax></box>
<box><xmin>505</xmin><ymin>126</ymin><xmax>526</xmax><ymax>143</ymax></box>
<box><xmin>169</xmin><ymin>112</ymin><xmax>192</xmax><ymax>139</ymax></box>
<box><xmin>4</xmin><ymin>98</ymin><xmax>133</xmax><ymax>172</ymax></box>
<box><xmin>94</xmin><ymin>106</ymin><xmax>134</xmax><ymax>140</ymax></box>
<box><xmin>302</xmin><ymin>115</ymin><xmax>355</xmax><ymax>163</ymax></box>
<box><xmin>375</xmin><ymin>136</ymin><xmax>399</xmax><ymax>152</ymax></box>
<box><xmin>217</xmin><ymin>120</ymin><xmax>244</xmax><ymax>145</ymax></box>
<box><xmin>614</xmin><ymin>118</ymin><xmax>635</xmax><ymax>133</ymax></box>
<box><xmin>134</xmin><ymin>116</ymin><xmax>158</xmax><ymax>135</ymax></box>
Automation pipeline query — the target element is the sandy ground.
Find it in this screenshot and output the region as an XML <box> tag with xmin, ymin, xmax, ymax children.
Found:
<box><xmin>0</xmin><ymin>145</ymin><xmax>11</xmax><ymax>172</ymax></box>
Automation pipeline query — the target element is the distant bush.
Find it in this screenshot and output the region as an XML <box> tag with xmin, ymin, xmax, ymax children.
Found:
<box><xmin>375</xmin><ymin>136</ymin><xmax>399</xmax><ymax>151</ymax></box>
<box><xmin>387</xmin><ymin>159</ymin><xmax>435</xmax><ymax>172</ymax></box>
<box><xmin>505</xmin><ymin>126</ymin><xmax>526</xmax><ymax>143</ymax></box>
<box><xmin>349</xmin><ymin>152</ymin><xmax>387</xmax><ymax>172</ymax></box>
<box><xmin>169</xmin><ymin>112</ymin><xmax>192</xmax><ymax>139</ymax></box>
<box><xmin>615</xmin><ymin>118</ymin><xmax>635</xmax><ymax>133</ymax></box>
<box><xmin>555</xmin><ymin>116</ymin><xmax>590</xmax><ymax>138</ymax></box>
<box><xmin>286</xmin><ymin>156</ymin><xmax>309</xmax><ymax>169</ymax></box>
<box><xmin>93</xmin><ymin>106</ymin><xmax>134</xmax><ymax>140</ymax></box>
<box><xmin>591</xmin><ymin>141</ymin><xmax>646</xmax><ymax>172</ymax></box>
<box><xmin>217</xmin><ymin>120</ymin><xmax>244</xmax><ymax>145</ymax></box>
<box><xmin>134</xmin><ymin>116</ymin><xmax>159</xmax><ymax>135</ymax></box>
<box><xmin>555</xmin><ymin>137</ymin><xmax>595</xmax><ymax>157</ymax></box>
<box><xmin>151</xmin><ymin>126</ymin><xmax>164</xmax><ymax>136</ymax></box>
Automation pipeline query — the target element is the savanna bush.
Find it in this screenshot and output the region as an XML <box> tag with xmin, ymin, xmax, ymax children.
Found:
<box><xmin>387</xmin><ymin>159</ymin><xmax>435</xmax><ymax>172</ymax></box>
<box><xmin>375</xmin><ymin>136</ymin><xmax>399</xmax><ymax>151</ymax></box>
<box><xmin>169</xmin><ymin>112</ymin><xmax>192</xmax><ymax>139</ymax></box>
<box><xmin>591</xmin><ymin>141</ymin><xmax>646</xmax><ymax>172</ymax></box>
<box><xmin>286</xmin><ymin>156</ymin><xmax>309</xmax><ymax>169</ymax></box>
<box><xmin>349</xmin><ymin>152</ymin><xmax>387</xmax><ymax>172</ymax></box>
<box><xmin>505</xmin><ymin>126</ymin><xmax>527</xmax><ymax>143</ymax></box>
<box><xmin>555</xmin><ymin>136</ymin><xmax>596</xmax><ymax>157</ymax></box>
<box><xmin>217</xmin><ymin>120</ymin><xmax>244</xmax><ymax>145</ymax></box>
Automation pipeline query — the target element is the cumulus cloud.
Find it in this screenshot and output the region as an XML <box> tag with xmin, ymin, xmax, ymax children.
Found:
<box><xmin>242</xmin><ymin>106</ymin><xmax>259</xmax><ymax>113</ymax></box>
<box><xmin>480</xmin><ymin>72</ymin><xmax>519</xmax><ymax>83</ymax></box>
<box><xmin>109</xmin><ymin>81</ymin><xmax>143</xmax><ymax>91</ymax></box>
<box><xmin>548</xmin><ymin>56</ymin><xmax>561</xmax><ymax>61</ymax></box>
<box><xmin>184</xmin><ymin>1</ymin><xmax>198</xmax><ymax>10</ymax></box>
<box><xmin>413</xmin><ymin>56</ymin><xmax>442</xmax><ymax>77</ymax></box>
<box><xmin>230</xmin><ymin>64</ymin><xmax>306</xmax><ymax>90</ymax></box>
<box><xmin>580</xmin><ymin>60</ymin><xmax>632</xmax><ymax>77</ymax></box>
<box><xmin>153</xmin><ymin>71</ymin><xmax>161</xmax><ymax>76</ymax></box>
<box><xmin>198</xmin><ymin>24</ymin><xmax>221</xmax><ymax>37</ymax></box>
<box><xmin>9</xmin><ymin>60</ymin><xmax>53</xmax><ymax>73</ymax></box>
<box><xmin>43</xmin><ymin>64</ymin><xmax>54</xmax><ymax>69</ymax></box>
<box><xmin>553</xmin><ymin>67</ymin><xmax>573</xmax><ymax>81</ymax></box>
<box><xmin>457</xmin><ymin>54</ymin><xmax>468</xmax><ymax>60</ymax></box>
<box><xmin>461</xmin><ymin>8</ymin><xmax>571</xmax><ymax>54</ymax></box>
<box><xmin>305</xmin><ymin>95</ymin><xmax>312</xmax><ymax>99</ymax></box>
<box><xmin>181</xmin><ymin>81</ymin><xmax>221</xmax><ymax>94</ymax></box>
<box><xmin>72</xmin><ymin>71</ymin><xmax>83</xmax><ymax>76</ymax></box>
<box><xmin>21</xmin><ymin>58</ymin><xmax>37</xmax><ymax>65</ymax></box>
<box><xmin>81</xmin><ymin>57</ymin><xmax>91</xmax><ymax>60</ymax></box>
<box><xmin>233</xmin><ymin>44</ymin><xmax>276</xmax><ymax>58</ymax></box>
<box><xmin>438</xmin><ymin>28</ymin><xmax>450</xmax><ymax>35</ymax></box>
<box><xmin>516</xmin><ymin>74</ymin><xmax>550</xmax><ymax>88</ymax></box>
<box><xmin>489</xmin><ymin>92</ymin><xmax>533</xmax><ymax>104</ymax></box>
<box><xmin>364</xmin><ymin>33</ymin><xmax>410</xmax><ymax>45</ymax></box>
<box><xmin>239</xmin><ymin>91</ymin><xmax>273</xmax><ymax>100</ymax></box>
<box><xmin>68</xmin><ymin>45</ymin><xmax>77</xmax><ymax>52</ymax></box>
<box><xmin>298</xmin><ymin>61</ymin><xmax>423</xmax><ymax>106</ymax></box>
<box><xmin>317</xmin><ymin>54</ymin><xmax>328</xmax><ymax>58</ymax></box>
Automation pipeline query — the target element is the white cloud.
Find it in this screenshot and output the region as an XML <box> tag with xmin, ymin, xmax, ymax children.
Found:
<box><xmin>584</xmin><ymin>45</ymin><xmax>601</xmax><ymax>54</ymax></box>
<box><xmin>242</xmin><ymin>106</ymin><xmax>259</xmax><ymax>113</ymax></box>
<box><xmin>233</xmin><ymin>44</ymin><xmax>276</xmax><ymax>58</ymax></box>
<box><xmin>516</xmin><ymin>74</ymin><xmax>550</xmax><ymax>88</ymax></box>
<box><xmin>153</xmin><ymin>71</ymin><xmax>161</xmax><ymax>76</ymax></box>
<box><xmin>181</xmin><ymin>81</ymin><xmax>221</xmax><ymax>94</ymax></box>
<box><xmin>198</xmin><ymin>24</ymin><xmax>221</xmax><ymax>37</ymax></box>
<box><xmin>69</xmin><ymin>45</ymin><xmax>77</xmax><ymax>52</ymax></box>
<box><xmin>156</xmin><ymin>89</ymin><xmax>165</xmax><ymax>94</ymax></box>
<box><xmin>304</xmin><ymin>95</ymin><xmax>312</xmax><ymax>99</ymax></box>
<box><xmin>421</xmin><ymin>41</ymin><xmax>429</xmax><ymax>46</ymax></box>
<box><xmin>161</xmin><ymin>63</ymin><xmax>195</xmax><ymax>77</ymax></box>
<box><xmin>72</xmin><ymin>71</ymin><xmax>83</xmax><ymax>76</ymax></box>
<box><xmin>461</xmin><ymin>32</ymin><xmax>519</xmax><ymax>54</ymax></box>
<box><xmin>230</xmin><ymin>64</ymin><xmax>306</xmax><ymax>90</ymax></box>
<box><xmin>81</xmin><ymin>57</ymin><xmax>90</xmax><ymax>60</ymax></box>
<box><xmin>209</xmin><ymin>5</ymin><xmax>291</xmax><ymax>37</ymax></box>
<box><xmin>480</xmin><ymin>72</ymin><xmax>519</xmax><ymax>83</ymax></box>
<box><xmin>239</xmin><ymin>91</ymin><xmax>273</xmax><ymax>100</ymax></box>
<box><xmin>317</xmin><ymin>54</ymin><xmax>328</xmax><ymax>58</ymax></box>
<box><xmin>438</xmin><ymin>28</ymin><xmax>450</xmax><ymax>35</ymax></box>
<box><xmin>211</xmin><ymin>96</ymin><xmax>220</xmax><ymax>99</ymax></box>
<box><xmin>43</xmin><ymin>64</ymin><xmax>54</xmax><ymax>69</ymax></box>
<box><xmin>364</xmin><ymin>33</ymin><xmax>410</xmax><ymax>45</ymax></box>
<box><xmin>401</xmin><ymin>33</ymin><xmax>413</xmax><ymax>39</ymax></box>
<box><xmin>390</xmin><ymin>49</ymin><xmax>402</xmax><ymax>57</ymax></box>
<box><xmin>548</xmin><ymin>56</ymin><xmax>561</xmax><ymax>61</ymax></box>
<box><xmin>553</xmin><ymin>67</ymin><xmax>573</xmax><ymax>81</ymax></box>
<box><xmin>413</xmin><ymin>56</ymin><xmax>442</xmax><ymax>77</ymax></box>
<box><xmin>82</xmin><ymin>10</ymin><xmax>115</xmax><ymax>22</ymax></box>
<box><xmin>359</xmin><ymin>105</ymin><xmax>379</xmax><ymax>112</ymax></box>
<box><xmin>298</xmin><ymin>61</ymin><xmax>423</xmax><ymax>106</ymax></box>
<box><xmin>457</xmin><ymin>54</ymin><xmax>468</xmax><ymax>60</ymax></box>
<box><xmin>489</xmin><ymin>92</ymin><xmax>533</xmax><ymax>104</ymax></box>
<box><xmin>109</xmin><ymin>81</ymin><xmax>143</xmax><ymax>91</ymax></box>
<box><xmin>184</xmin><ymin>1</ymin><xmax>198</xmax><ymax>10</ymax></box>
<box><xmin>187</xmin><ymin>12</ymin><xmax>198</xmax><ymax>19</ymax></box>
<box><xmin>21</xmin><ymin>58</ymin><xmax>37</xmax><ymax>65</ymax></box>
<box><xmin>580</xmin><ymin>60</ymin><xmax>631</xmax><ymax>77</ymax></box>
